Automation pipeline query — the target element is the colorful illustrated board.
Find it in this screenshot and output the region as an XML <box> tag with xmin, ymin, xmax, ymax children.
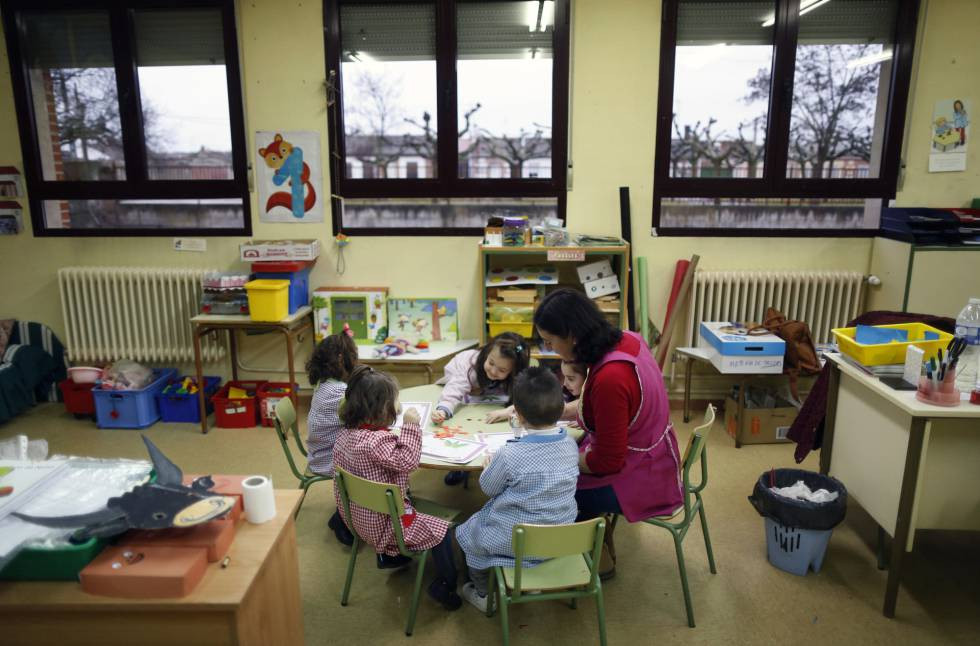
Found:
<box><xmin>485</xmin><ymin>265</ymin><xmax>559</xmax><ymax>287</ymax></box>
<box><xmin>394</xmin><ymin>402</ymin><xmax>433</xmax><ymax>430</ymax></box>
<box><xmin>255</xmin><ymin>130</ymin><xmax>324</xmax><ymax>222</ymax></box>
<box><xmin>421</xmin><ymin>435</ymin><xmax>487</xmax><ymax>464</ymax></box>
<box><xmin>387</xmin><ymin>298</ymin><xmax>459</xmax><ymax>344</ymax></box>
<box><xmin>312</xmin><ymin>287</ymin><xmax>388</xmax><ymax>343</ymax></box>
<box><xmin>929</xmin><ymin>98</ymin><xmax>970</xmax><ymax>173</ymax></box>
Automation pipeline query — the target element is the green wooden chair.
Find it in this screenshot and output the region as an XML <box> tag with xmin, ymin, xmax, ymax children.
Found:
<box><xmin>334</xmin><ymin>466</ymin><xmax>460</xmax><ymax>637</ymax></box>
<box><xmin>639</xmin><ymin>404</ymin><xmax>718</xmax><ymax>627</ymax></box>
<box><xmin>273</xmin><ymin>396</ymin><xmax>330</xmax><ymax>519</ymax></box>
<box><xmin>487</xmin><ymin>518</ymin><xmax>608</xmax><ymax>646</ymax></box>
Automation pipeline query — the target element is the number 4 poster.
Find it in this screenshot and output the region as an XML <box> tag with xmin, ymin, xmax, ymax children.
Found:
<box><xmin>255</xmin><ymin>131</ymin><xmax>324</xmax><ymax>222</ymax></box>
<box><xmin>929</xmin><ymin>99</ymin><xmax>970</xmax><ymax>173</ymax></box>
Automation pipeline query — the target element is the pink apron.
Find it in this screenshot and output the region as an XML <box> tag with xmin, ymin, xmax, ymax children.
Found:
<box><xmin>577</xmin><ymin>331</ymin><xmax>683</xmax><ymax>522</ymax></box>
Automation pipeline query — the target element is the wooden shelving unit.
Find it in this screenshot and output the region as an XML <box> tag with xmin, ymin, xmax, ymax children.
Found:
<box><xmin>479</xmin><ymin>242</ymin><xmax>631</xmax><ymax>357</ymax></box>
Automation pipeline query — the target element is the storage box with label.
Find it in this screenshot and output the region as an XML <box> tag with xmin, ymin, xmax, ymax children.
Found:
<box><xmin>699</xmin><ymin>321</ymin><xmax>784</xmax><ymax>373</ymax></box>
<box><xmin>583</xmin><ymin>275</ymin><xmax>621</xmax><ymax>299</ymax></box>
<box><xmin>239</xmin><ymin>239</ymin><xmax>321</xmax><ymax>261</ymax></box>
<box><xmin>724</xmin><ymin>390</ymin><xmax>797</xmax><ymax>445</ymax></box>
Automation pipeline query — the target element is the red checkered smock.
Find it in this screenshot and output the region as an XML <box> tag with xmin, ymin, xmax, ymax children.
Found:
<box><xmin>333</xmin><ymin>422</ymin><xmax>450</xmax><ymax>556</ymax></box>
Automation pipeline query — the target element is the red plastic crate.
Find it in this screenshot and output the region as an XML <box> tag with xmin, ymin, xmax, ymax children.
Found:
<box><xmin>211</xmin><ymin>380</ymin><xmax>267</xmax><ymax>428</ymax></box>
<box><xmin>256</xmin><ymin>382</ymin><xmax>297</xmax><ymax>427</ymax></box>
<box><xmin>59</xmin><ymin>379</ymin><xmax>95</xmax><ymax>418</ymax></box>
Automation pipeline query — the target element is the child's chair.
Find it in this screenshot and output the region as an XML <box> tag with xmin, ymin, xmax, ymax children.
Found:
<box><xmin>273</xmin><ymin>397</ymin><xmax>331</xmax><ymax>519</ymax></box>
<box><xmin>638</xmin><ymin>404</ymin><xmax>717</xmax><ymax>627</ymax></box>
<box><xmin>487</xmin><ymin>518</ymin><xmax>607</xmax><ymax>646</ymax></box>
<box><xmin>334</xmin><ymin>466</ymin><xmax>461</xmax><ymax>637</ymax></box>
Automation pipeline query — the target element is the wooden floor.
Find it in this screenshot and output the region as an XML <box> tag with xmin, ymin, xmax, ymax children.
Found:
<box><xmin>3</xmin><ymin>403</ymin><xmax>978</xmax><ymax>645</ymax></box>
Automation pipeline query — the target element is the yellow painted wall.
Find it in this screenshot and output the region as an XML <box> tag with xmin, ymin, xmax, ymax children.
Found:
<box><xmin>894</xmin><ymin>0</ymin><xmax>980</xmax><ymax>207</ymax></box>
<box><xmin>0</xmin><ymin>0</ymin><xmax>974</xmax><ymax>385</ymax></box>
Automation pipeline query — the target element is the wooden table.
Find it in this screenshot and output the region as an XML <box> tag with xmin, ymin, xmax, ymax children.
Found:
<box><xmin>398</xmin><ymin>384</ymin><xmax>583</xmax><ymax>472</ymax></box>
<box><xmin>820</xmin><ymin>354</ymin><xmax>980</xmax><ymax>618</ymax></box>
<box><xmin>0</xmin><ymin>490</ymin><xmax>304</xmax><ymax>646</ymax></box>
<box><xmin>359</xmin><ymin>339</ymin><xmax>479</xmax><ymax>385</ymax></box>
<box><xmin>191</xmin><ymin>308</ymin><xmax>314</xmax><ymax>433</ymax></box>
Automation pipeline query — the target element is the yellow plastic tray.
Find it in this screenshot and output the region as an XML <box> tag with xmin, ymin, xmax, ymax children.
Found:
<box><xmin>831</xmin><ymin>323</ymin><xmax>953</xmax><ymax>365</ymax></box>
<box><xmin>487</xmin><ymin>321</ymin><xmax>533</xmax><ymax>338</ymax></box>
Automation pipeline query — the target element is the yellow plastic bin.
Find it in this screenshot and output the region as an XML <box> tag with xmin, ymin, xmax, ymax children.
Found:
<box><xmin>487</xmin><ymin>321</ymin><xmax>534</xmax><ymax>338</ymax></box>
<box><xmin>831</xmin><ymin>323</ymin><xmax>953</xmax><ymax>365</ymax></box>
<box><xmin>245</xmin><ymin>279</ymin><xmax>290</xmax><ymax>322</ymax></box>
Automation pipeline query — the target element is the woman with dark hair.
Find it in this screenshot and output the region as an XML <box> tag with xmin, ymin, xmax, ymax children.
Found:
<box><xmin>534</xmin><ymin>288</ymin><xmax>682</xmax><ymax>579</ymax></box>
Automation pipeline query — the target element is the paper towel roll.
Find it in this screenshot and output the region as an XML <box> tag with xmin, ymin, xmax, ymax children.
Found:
<box><xmin>242</xmin><ymin>475</ymin><xmax>276</xmax><ymax>524</ymax></box>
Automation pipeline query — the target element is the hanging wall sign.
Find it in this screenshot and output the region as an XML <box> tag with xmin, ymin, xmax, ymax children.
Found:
<box><xmin>929</xmin><ymin>98</ymin><xmax>970</xmax><ymax>173</ymax></box>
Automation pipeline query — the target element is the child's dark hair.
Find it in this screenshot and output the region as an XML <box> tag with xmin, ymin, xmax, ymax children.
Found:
<box><xmin>533</xmin><ymin>288</ymin><xmax>622</xmax><ymax>365</ymax></box>
<box><xmin>512</xmin><ymin>366</ymin><xmax>564</xmax><ymax>427</ymax></box>
<box><xmin>307</xmin><ymin>333</ymin><xmax>358</xmax><ymax>384</ymax></box>
<box><xmin>561</xmin><ymin>360</ymin><xmax>587</xmax><ymax>378</ymax></box>
<box><xmin>475</xmin><ymin>331</ymin><xmax>531</xmax><ymax>393</ymax></box>
<box><xmin>339</xmin><ymin>365</ymin><xmax>400</xmax><ymax>428</ymax></box>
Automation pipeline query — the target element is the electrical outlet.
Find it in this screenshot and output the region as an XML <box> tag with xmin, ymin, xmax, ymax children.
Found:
<box><xmin>173</xmin><ymin>238</ymin><xmax>206</xmax><ymax>252</ymax></box>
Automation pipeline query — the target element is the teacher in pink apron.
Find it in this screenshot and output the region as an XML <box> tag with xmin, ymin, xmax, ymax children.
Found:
<box><xmin>534</xmin><ymin>288</ymin><xmax>682</xmax><ymax>580</ymax></box>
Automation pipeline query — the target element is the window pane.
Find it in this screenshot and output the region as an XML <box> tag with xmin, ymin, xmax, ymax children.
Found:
<box><xmin>671</xmin><ymin>1</ymin><xmax>774</xmax><ymax>178</ymax></box>
<box><xmin>340</xmin><ymin>2</ymin><xmax>437</xmax><ymax>178</ymax></box>
<box><xmin>787</xmin><ymin>0</ymin><xmax>899</xmax><ymax>179</ymax></box>
<box><xmin>341</xmin><ymin>197</ymin><xmax>557</xmax><ymax>228</ymax></box>
<box><xmin>135</xmin><ymin>9</ymin><xmax>233</xmax><ymax>181</ymax></box>
<box><xmin>660</xmin><ymin>196</ymin><xmax>880</xmax><ymax>229</ymax></box>
<box><xmin>41</xmin><ymin>198</ymin><xmax>244</xmax><ymax>230</ymax></box>
<box><xmin>457</xmin><ymin>1</ymin><xmax>555</xmax><ymax>179</ymax></box>
<box><xmin>21</xmin><ymin>11</ymin><xmax>125</xmax><ymax>181</ymax></box>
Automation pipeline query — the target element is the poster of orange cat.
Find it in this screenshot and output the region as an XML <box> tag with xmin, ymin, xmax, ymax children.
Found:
<box><xmin>255</xmin><ymin>131</ymin><xmax>324</xmax><ymax>222</ymax></box>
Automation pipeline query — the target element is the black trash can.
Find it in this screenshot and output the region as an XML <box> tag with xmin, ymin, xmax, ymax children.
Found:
<box><xmin>748</xmin><ymin>468</ymin><xmax>848</xmax><ymax>575</ymax></box>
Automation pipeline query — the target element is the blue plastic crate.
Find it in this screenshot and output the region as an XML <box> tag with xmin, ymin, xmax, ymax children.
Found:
<box><xmin>156</xmin><ymin>376</ymin><xmax>221</xmax><ymax>423</ymax></box>
<box><xmin>93</xmin><ymin>368</ymin><xmax>177</xmax><ymax>429</ymax></box>
<box><xmin>254</xmin><ymin>266</ymin><xmax>311</xmax><ymax>314</ymax></box>
<box><xmin>765</xmin><ymin>517</ymin><xmax>833</xmax><ymax>576</ymax></box>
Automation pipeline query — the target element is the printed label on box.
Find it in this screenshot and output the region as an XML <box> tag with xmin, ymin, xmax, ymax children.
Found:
<box><xmin>776</xmin><ymin>426</ymin><xmax>790</xmax><ymax>440</ymax></box>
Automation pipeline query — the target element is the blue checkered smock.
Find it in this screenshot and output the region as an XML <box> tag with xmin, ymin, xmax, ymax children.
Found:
<box><xmin>455</xmin><ymin>429</ymin><xmax>579</xmax><ymax>570</ymax></box>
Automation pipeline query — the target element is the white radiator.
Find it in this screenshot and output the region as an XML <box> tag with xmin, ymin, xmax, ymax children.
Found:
<box><xmin>58</xmin><ymin>267</ymin><xmax>225</xmax><ymax>364</ymax></box>
<box><xmin>684</xmin><ymin>270</ymin><xmax>866</xmax><ymax>346</ymax></box>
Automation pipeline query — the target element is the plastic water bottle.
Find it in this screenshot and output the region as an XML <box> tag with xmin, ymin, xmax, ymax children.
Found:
<box><xmin>954</xmin><ymin>298</ymin><xmax>980</xmax><ymax>392</ymax></box>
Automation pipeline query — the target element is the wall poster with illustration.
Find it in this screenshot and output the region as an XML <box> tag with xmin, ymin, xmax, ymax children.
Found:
<box><xmin>387</xmin><ymin>298</ymin><xmax>459</xmax><ymax>344</ymax></box>
<box><xmin>255</xmin><ymin>131</ymin><xmax>324</xmax><ymax>222</ymax></box>
<box><xmin>929</xmin><ymin>98</ymin><xmax>970</xmax><ymax>173</ymax></box>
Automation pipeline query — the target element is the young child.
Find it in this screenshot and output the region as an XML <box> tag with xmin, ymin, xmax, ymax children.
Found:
<box><xmin>306</xmin><ymin>333</ymin><xmax>358</xmax><ymax>545</ymax></box>
<box><xmin>454</xmin><ymin>367</ymin><xmax>580</xmax><ymax>612</ymax></box>
<box><xmin>332</xmin><ymin>366</ymin><xmax>462</xmax><ymax>610</ymax></box>
<box><xmin>559</xmin><ymin>360</ymin><xmax>587</xmax><ymax>422</ymax></box>
<box><xmin>432</xmin><ymin>332</ymin><xmax>530</xmax><ymax>485</ymax></box>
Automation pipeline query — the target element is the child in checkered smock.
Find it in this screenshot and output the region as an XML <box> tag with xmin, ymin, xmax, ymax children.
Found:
<box><xmin>305</xmin><ymin>333</ymin><xmax>358</xmax><ymax>546</ymax></box>
<box><xmin>333</xmin><ymin>366</ymin><xmax>462</xmax><ymax>611</ymax></box>
<box><xmin>455</xmin><ymin>367</ymin><xmax>580</xmax><ymax>612</ymax></box>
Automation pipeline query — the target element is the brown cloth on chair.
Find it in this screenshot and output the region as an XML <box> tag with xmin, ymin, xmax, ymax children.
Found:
<box><xmin>786</xmin><ymin>310</ymin><xmax>956</xmax><ymax>463</ymax></box>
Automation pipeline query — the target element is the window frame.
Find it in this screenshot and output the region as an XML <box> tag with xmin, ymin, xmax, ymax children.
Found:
<box><xmin>323</xmin><ymin>0</ymin><xmax>571</xmax><ymax>236</ymax></box>
<box><xmin>1</xmin><ymin>0</ymin><xmax>251</xmax><ymax>237</ymax></box>
<box><xmin>652</xmin><ymin>0</ymin><xmax>920</xmax><ymax>237</ymax></box>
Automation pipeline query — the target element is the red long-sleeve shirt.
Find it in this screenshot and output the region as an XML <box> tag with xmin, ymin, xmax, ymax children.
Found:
<box><xmin>581</xmin><ymin>334</ymin><xmax>642</xmax><ymax>474</ymax></box>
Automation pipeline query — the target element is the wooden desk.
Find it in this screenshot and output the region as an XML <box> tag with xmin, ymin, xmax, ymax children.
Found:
<box><xmin>821</xmin><ymin>354</ymin><xmax>980</xmax><ymax>618</ymax></box>
<box><xmin>191</xmin><ymin>308</ymin><xmax>314</xmax><ymax>433</ymax></box>
<box><xmin>399</xmin><ymin>384</ymin><xmax>512</xmax><ymax>472</ymax></box>
<box><xmin>359</xmin><ymin>339</ymin><xmax>479</xmax><ymax>385</ymax></box>
<box><xmin>0</xmin><ymin>490</ymin><xmax>304</xmax><ymax>646</ymax></box>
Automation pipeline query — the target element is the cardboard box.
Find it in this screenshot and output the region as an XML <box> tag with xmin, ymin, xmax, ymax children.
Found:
<box><xmin>705</xmin><ymin>346</ymin><xmax>783</xmax><ymax>374</ymax></box>
<box><xmin>583</xmin><ymin>275</ymin><xmax>621</xmax><ymax>299</ymax></box>
<box><xmin>724</xmin><ymin>395</ymin><xmax>796</xmax><ymax>445</ymax></box>
<box><xmin>240</xmin><ymin>239</ymin><xmax>321</xmax><ymax>261</ymax></box>
<box><xmin>699</xmin><ymin>321</ymin><xmax>785</xmax><ymax>356</ymax></box>
<box><xmin>576</xmin><ymin>259</ymin><xmax>614</xmax><ymax>284</ymax></box>
<box><xmin>80</xmin><ymin>545</ymin><xmax>208</xmax><ymax>598</ymax></box>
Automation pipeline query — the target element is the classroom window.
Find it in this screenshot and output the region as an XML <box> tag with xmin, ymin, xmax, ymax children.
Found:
<box><xmin>1</xmin><ymin>0</ymin><xmax>249</xmax><ymax>236</ymax></box>
<box><xmin>325</xmin><ymin>0</ymin><xmax>570</xmax><ymax>235</ymax></box>
<box><xmin>653</xmin><ymin>0</ymin><xmax>918</xmax><ymax>235</ymax></box>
